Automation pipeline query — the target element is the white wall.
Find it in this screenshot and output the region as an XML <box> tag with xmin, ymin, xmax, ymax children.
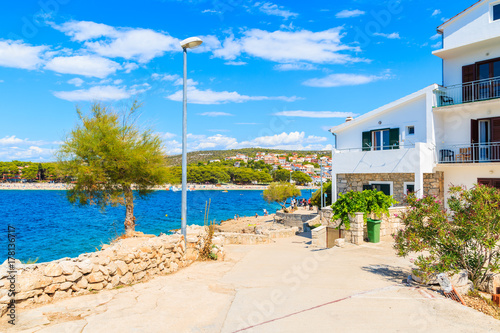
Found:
<box><xmin>437</xmin><ymin>163</ymin><xmax>500</xmax><ymax>203</ymax></box>
<box><xmin>443</xmin><ymin>1</ymin><xmax>500</xmax><ymax>50</ymax></box>
<box><xmin>336</xmin><ymin>96</ymin><xmax>428</xmax><ymax>150</ymax></box>
<box><xmin>434</xmin><ymin>99</ymin><xmax>500</xmax><ymax>146</ymax></box>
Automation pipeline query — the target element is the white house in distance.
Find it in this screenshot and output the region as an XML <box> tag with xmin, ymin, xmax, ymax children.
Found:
<box><xmin>330</xmin><ymin>0</ymin><xmax>500</xmax><ymax>205</ymax></box>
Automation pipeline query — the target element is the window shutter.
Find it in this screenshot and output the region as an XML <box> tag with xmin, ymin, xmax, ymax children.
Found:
<box><xmin>389</xmin><ymin>128</ymin><xmax>400</xmax><ymax>149</ymax></box>
<box><xmin>491</xmin><ymin>117</ymin><xmax>500</xmax><ymax>142</ymax></box>
<box><xmin>471</xmin><ymin>119</ymin><xmax>479</xmax><ymax>144</ymax></box>
<box><xmin>463</xmin><ymin>64</ymin><xmax>476</xmax><ymax>103</ymax></box>
<box><xmin>362</xmin><ymin>131</ymin><xmax>372</xmax><ymax>151</ymax></box>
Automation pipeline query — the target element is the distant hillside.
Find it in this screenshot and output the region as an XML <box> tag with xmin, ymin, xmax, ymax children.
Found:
<box><xmin>166</xmin><ymin>148</ymin><xmax>330</xmax><ymax>166</ymax></box>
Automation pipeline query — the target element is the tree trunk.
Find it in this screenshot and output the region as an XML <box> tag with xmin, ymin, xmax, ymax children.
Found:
<box><xmin>124</xmin><ymin>186</ymin><xmax>135</xmax><ymax>236</ymax></box>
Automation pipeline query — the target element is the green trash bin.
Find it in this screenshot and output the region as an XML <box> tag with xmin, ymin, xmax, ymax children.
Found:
<box><xmin>367</xmin><ymin>219</ymin><xmax>382</xmax><ymax>243</ymax></box>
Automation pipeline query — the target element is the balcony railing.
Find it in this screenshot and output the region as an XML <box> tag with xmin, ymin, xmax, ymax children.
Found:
<box><xmin>334</xmin><ymin>144</ymin><xmax>415</xmax><ymax>153</ymax></box>
<box><xmin>435</xmin><ymin>76</ymin><xmax>500</xmax><ymax>107</ymax></box>
<box><xmin>438</xmin><ymin>142</ymin><xmax>500</xmax><ymax>164</ymax></box>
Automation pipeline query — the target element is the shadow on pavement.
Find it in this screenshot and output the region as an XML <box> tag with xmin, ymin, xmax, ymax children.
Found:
<box><xmin>361</xmin><ymin>264</ymin><xmax>409</xmax><ymax>283</ymax></box>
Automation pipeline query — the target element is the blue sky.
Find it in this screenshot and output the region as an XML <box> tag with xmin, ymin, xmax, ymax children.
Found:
<box><xmin>0</xmin><ymin>0</ymin><xmax>475</xmax><ymax>161</ymax></box>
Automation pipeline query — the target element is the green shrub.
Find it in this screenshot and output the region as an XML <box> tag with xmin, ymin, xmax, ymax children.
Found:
<box><xmin>331</xmin><ymin>190</ymin><xmax>397</xmax><ymax>230</ymax></box>
<box><xmin>394</xmin><ymin>185</ymin><xmax>500</xmax><ymax>287</ymax></box>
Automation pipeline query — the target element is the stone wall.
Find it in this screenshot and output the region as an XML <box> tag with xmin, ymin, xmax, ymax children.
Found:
<box><xmin>275</xmin><ymin>212</ymin><xmax>318</xmax><ymax>232</ymax></box>
<box><xmin>0</xmin><ymin>234</ymin><xmax>191</xmax><ymax>317</ymax></box>
<box><xmin>311</xmin><ymin>226</ymin><xmax>327</xmax><ymax>248</ymax></box>
<box><xmin>336</xmin><ymin>172</ymin><xmax>445</xmax><ymax>204</ymax></box>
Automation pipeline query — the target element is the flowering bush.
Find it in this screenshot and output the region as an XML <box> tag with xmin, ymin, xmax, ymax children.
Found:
<box><xmin>394</xmin><ymin>185</ymin><xmax>500</xmax><ymax>287</ymax></box>
<box><xmin>331</xmin><ymin>190</ymin><xmax>397</xmax><ymax>230</ymax></box>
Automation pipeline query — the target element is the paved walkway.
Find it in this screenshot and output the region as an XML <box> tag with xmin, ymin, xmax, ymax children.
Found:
<box><xmin>5</xmin><ymin>236</ymin><xmax>499</xmax><ymax>332</ymax></box>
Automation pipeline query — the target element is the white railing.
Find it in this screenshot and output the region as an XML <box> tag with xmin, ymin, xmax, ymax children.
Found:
<box><xmin>334</xmin><ymin>144</ymin><xmax>415</xmax><ymax>153</ymax></box>
<box><xmin>435</xmin><ymin>76</ymin><xmax>500</xmax><ymax>107</ymax></box>
<box><xmin>438</xmin><ymin>142</ymin><xmax>500</xmax><ymax>163</ymax></box>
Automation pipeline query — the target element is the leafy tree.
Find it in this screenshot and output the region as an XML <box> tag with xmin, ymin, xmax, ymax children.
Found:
<box><xmin>331</xmin><ymin>190</ymin><xmax>397</xmax><ymax>229</ymax></box>
<box><xmin>57</xmin><ymin>103</ymin><xmax>169</xmax><ymax>236</ymax></box>
<box><xmin>22</xmin><ymin>164</ymin><xmax>39</xmax><ymax>180</ymax></box>
<box><xmin>292</xmin><ymin>171</ymin><xmax>312</xmax><ymax>185</ymax></box>
<box><xmin>311</xmin><ymin>181</ymin><xmax>332</xmax><ymax>208</ymax></box>
<box><xmin>273</xmin><ymin>169</ymin><xmax>290</xmax><ymax>182</ymax></box>
<box><xmin>394</xmin><ymin>186</ymin><xmax>500</xmax><ymax>287</ymax></box>
<box><xmin>256</xmin><ymin>170</ymin><xmax>273</xmax><ymax>183</ymax></box>
<box><xmin>263</xmin><ymin>182</ymin><xmax>301</xmax><ymax>210</ymax></box>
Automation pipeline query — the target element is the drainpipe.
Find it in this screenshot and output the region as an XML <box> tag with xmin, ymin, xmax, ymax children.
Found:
<box><xmin>330</xmin><ymin>130</ymin><xmax>338</xmax><ymax>203</ymax></box>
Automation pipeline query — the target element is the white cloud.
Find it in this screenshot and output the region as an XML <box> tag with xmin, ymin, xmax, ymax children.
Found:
<box><xmin>336</xmin><ymin>9</ymin><xmax>365</xmax><ymax>18</ymax></box>
<box><xmin>158</xmin><ymin>132</ymin><xmax>176</xmax><ymax>139</ymax></box>
<box><xmin>373</xmin><ymin>32</ymin><xmax>401</xmax><ymax>39</ymax></box>
<box><xmin>430</xmin><ymin>33</ymin><xmax>441</xmax><ymax>40</ymax></box>
<box><xmin>53</xmin><ymin>85</ymin><xmax>134</xmax><ymax>101</ymax></box>
<box><xmin>198</xmin><ymin>112</ymin><xmax>233</xmax><ymax>117</ymax></box>
<box><xmin>255</xmin><ymin>2</ymin><xmax>299</xmax><ymax>20</ymax></box>
<box><xmin>303</xmin><ymin>73</ymin><xmax>389</xmax><ymax>88</ymax></box>
<box><xmin>0</xmin><ymin>135</ymin><xmax>24</xmax><ymax>145</ymax></box>
<box><xmin>67</xmin><ymin>78</ymin><xmax>84</xmax><ymax>87</ymax></box>
<box><xmin>202</xmin><ymin>9</ymin><xmax>221</xmax><ymax>14</ymax></box>
<box><xmin>167</xmin><ymin>86</ymin><xmax>300</xmax><ymax>104</ymax></box>
<box><xmin>273</xmin><ymin>111</ymin><xmax>358</xmax><ymax>118</ymax></box>
<box><xmin>53</xmin><ymin>20</ymin><xmax>180</xmax><ymax>63</ymax></box>
<box><xmin>123</xmin><ymin>62</ymin><xmax>139</xmax><ymax>73</ymax></box>
<box><xmin>45</xmin><ymin>55</ymin><xmax>121</xmax><ymax>78</ymax></box>
<box><xmin>0</xmin><ymin>79</ymin><xmax>4</xmax><ymax>83</ymax></box>
<box><xmin>152</xmin><ymin>73</ymin><xmax>179</xmax><ymax>81</ymax></box>
<box><xmin>274</xmin><ymin>63</ymin><xmax>317</xmax><ymax>71</ymax></box>
<box><xmin>432</xmin><ymin>9</ymin><xmax>442</xmax><ymax>17</ymax></box>
<box><xmin>212</xmin><ymin>28</ymin><xmax>364</xmax><ymax>64</ymax></box>
<box><xmin>225</xmin><ymin>61</ymin><xmax>248</xmax><ymax>66</ymax></box>
<box><xmin>432</xmin><ymin>41</ymin><xmax>443</xmax><ymax>49</ymax></box>
<box><xmin>0</xmin><ymin>136</ymin><xmax>59</xmax><ymax>161</ymax></box>
<box><xmin>0</xmin><ymin>40</ymin><xmax>48</xmax><ymax>70</ymax></box>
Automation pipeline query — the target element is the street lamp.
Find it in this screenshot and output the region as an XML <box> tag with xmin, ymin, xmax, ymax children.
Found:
<box><xmin>180</xmin><ymin>37</ymin><xmax>203</xmax><ymax>243</ymax></box>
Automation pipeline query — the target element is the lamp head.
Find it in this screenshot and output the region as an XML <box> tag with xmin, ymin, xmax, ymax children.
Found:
<box><xmin>180</xmin><ymin>37</ymin><xmax>203</xmax><ymax>49</ymax></box>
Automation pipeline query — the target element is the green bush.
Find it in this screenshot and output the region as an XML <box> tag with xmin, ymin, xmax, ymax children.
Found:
<box><xmin>394</xmin><ymin>185</ymin><xmax>500</xmax><ymax>287</ymax></box>
<box><xmin>331</xmin><ymin>190</ymin><xmax>397</xmax><ymax>230</ymax></box>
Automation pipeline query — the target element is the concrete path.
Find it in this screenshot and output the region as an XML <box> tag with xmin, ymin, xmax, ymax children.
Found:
<box><xmin>5</xmin><ymin>235</ymin><xmax>499</xmax><ymax>332</ymax></box>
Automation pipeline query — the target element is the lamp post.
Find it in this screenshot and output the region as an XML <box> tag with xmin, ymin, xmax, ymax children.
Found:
<box><xmin>179</xmin><ymin>37</ymin><xmax>203</xmax><ymax>243</ymax></box>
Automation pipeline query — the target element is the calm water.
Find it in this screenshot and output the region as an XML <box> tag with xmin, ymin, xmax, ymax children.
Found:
<box><xmin>0</xmin><ymin>189</ymin><xmax>314</xmax><ymax>263</ymax></box>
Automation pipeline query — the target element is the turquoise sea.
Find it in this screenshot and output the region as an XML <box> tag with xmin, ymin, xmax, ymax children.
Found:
<box><xmin>0</xmin><ymin>189</ymin><xmax>314</xmax><ymax>263</ymax></box>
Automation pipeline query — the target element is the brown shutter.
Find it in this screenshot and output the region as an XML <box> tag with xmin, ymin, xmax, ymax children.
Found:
<box><xmin>471</xmin><ymin>119</ymin><xmax>479</xmax><ymax>143</ymax></box>
<box><xmin>471</xmin><ymin>119</ymin><xmax>479</xmax><ymax>161</ymax></box>
<box><xmin>462</xmin><ymin>64</ymin><xmax>476</xmax><ymax>83</ymax></box>
<box><xmin>492</xmin><ymin>117</ymin><xmax>500</xmax><ymax>142</ymax></box>
<box><xmin>463</xmin><ymin>64</ymin><xmax>476</xmax><ymax>102</ymax></box>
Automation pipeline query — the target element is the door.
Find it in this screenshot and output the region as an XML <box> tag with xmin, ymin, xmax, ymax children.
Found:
<box><xmin>479</xmin><ymin>120</ymin><xmax>491</xmax><ymax>162</ymax></box>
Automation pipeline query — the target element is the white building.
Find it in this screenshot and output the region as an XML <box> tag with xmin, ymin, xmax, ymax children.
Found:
<box><xmin>330</xmin><ymin>0</ymin><xmax>500</xmax><ymax>205</ymax></box>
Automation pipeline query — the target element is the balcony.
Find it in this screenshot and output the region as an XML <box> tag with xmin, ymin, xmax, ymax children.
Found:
<box><xmin>434</xmin><ymin>76</ymin><xmax>500</xmax><ymax>107</ymax></box>
<box><xmin>438</xmin><ymin>142</ymin><xmax>500</xmax><ymax>164</ymax></box>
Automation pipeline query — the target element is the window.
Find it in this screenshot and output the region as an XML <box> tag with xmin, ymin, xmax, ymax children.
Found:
<box><xmin>372</xmin><ymin>129</ymin><xmax>390</xmax><ymax>150</ymax></box>
<box><xmin>407</xmin><ymin>126</ymin><xmax>415</xmax><ymax>135</ymax></box>
<box><xmin>404</xmin><ymin>182</ymin><xmax>415</xmax><ymax>194</ymax></box>
<box><xmin>362</xmin><ymin>128</ymin><xmax>400</xmax><ymax>151</ymax></box>
<box><xmin>366</xmin><ymin>181</ymin><xmax>393</xmax><ymax>197</ymax></box>
<box><xmin>494</xmin><ymin>4</ymin><xmax>500</xmax><ymax>21</ymax></box>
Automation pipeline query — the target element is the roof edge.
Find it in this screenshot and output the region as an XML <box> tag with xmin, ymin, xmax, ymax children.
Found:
<box><xmin>437</xmin><ymin>0</ymin><xmax>484</xmax><ymax>31</ymax></box>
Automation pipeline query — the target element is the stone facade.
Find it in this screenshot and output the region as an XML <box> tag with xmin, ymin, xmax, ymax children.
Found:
<box><xmin>337</xmin><ymin>172</ymin><xmax>444</xmax><ymax>204</ymax></box>
<box><xmin>275</xmin><ymin>212</ymin><xmax>318</xmax><ymax>232</ymax></box>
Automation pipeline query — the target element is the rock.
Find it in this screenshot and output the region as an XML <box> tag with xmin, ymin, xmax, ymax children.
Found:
<box><xmin>98</xmin><ymin>265</ymin><xmax>109</xmax><ymax>275</ymax></box>
<box><xmin>98</xmin><ymin>255</ymin><xmax>111</xmax><ymax>266</ymax></box>
<box><xmin>411</xmin><ymin>269</ymin><xmax>438</xmax><ymax>285</ymax></box>
<box><xmin>478</xmin><ymin>273</ymin><xmax>500</xmax><ymax>294</ymax></box>
<box><xmin>120</xmin><ymin>272</ymin><xmax>134</xmax><ymax>285</ymax></box>
<box><xmin>0</xmin><ymin>295</ymin><xmax>9</xmax><ymax>304</ymax></box>
<box><xmin>71</xmin><ymin>284</ymin><xmax>80</xmax><ymax>292</ymax></box>
<box><xmin>53</xmin><ymin>290</ymin><xmax>70</xmax><ymax>299</ymax></box>
<box><xmin>107</xmin><ymin>262</ymin><xmax>117</xmax><ymax>275</ymax></box>
<box><xmin>18</xmin><ymin>274</ymin><xmax>38</xmax><ymax>291</ymax></box>
<box><xmin>87</xmin><ymin>272</ymin><xmax>105</xmax><ymax>283</ymax></box>
<box><xmin>335</xmin><ymin>239</ymin><xmax>345</xmax><ymax>248</ymax></box>
<box><xmin>115</xmin><ymin>260</ymin><xmax>128</xmax><ymax>276</ymax></box>
<box><xmin>159</xmin><ymin>263</ymin><xmax>165</xmax><ymax>271</ymax></box>
<box><xmin>37</xmin><ymin>276</ymin><xmax>53</xmax><ymax>289</ymax></box>
<box><xmin>77</xmin><ymin>259</ymin><xmax>93</xmax><ymax>274</ymax></box>
<box><xmin>88</xmin><ymin>283</ymin><xmax>104</xmax><ymax>291</ymax></box>
<box><xmin>44</xmin><ymin>263</ymin><xmax>63</xmax><ymax>277</ymax></box>
<box><xmin>170</xmin><ymin>262</ymin><xmax>179</xmax><ymax>272</ymax></box>
<box><xmin>44</xmin><ymin>284</ymin><xmax>60</xmax><ymax>294</ymax></box>
<box><xmin>16</xmin><ymin>289</ymin><xmax>42</xmax><ymax>301</ymax></box>
<box><xmin>455</xmin><ymin>281</ymin><xmax>474</xmax><ymax>295</ymax></box>
<box><xmin>59</xmin><ymin>261</ymin><xmax>76</xmax><ymax>275</ymax></box>
<box><xmin>53</xmin><ymin>275</ymin><xmax>66</xmax><ymax>284</ymax></box>
<box><xmin>110</xmin><ymin>275</ymin><xmax>120</xmax><ymax>288</ymax></box>
<box><xmin>60</xmin><ymin>282</ymin><xmax>73</xmax><ymax>291</ymax></box>
<box><xmin>449</xmin><ymin>270</ymin><xmax>469</xmax><ymax>287</ymax></box>
<box><xmin>66</xmin><ymin>271</ymin><xmax>83</xmax><ymax>282</ymax></box>
<box><xmin>36</xmin><ymin>293</ymin><xmax>51</xmax><ymax>304</ymax></box>
<box><xmin>76</xmin><ymin>277</ymin><xmax>88</xmax><ymax>289</ymax></box>
<box><xmin>134</xmin><ymin>271</ymin><xmax>146</xmax><ymax>281</ymax></box>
